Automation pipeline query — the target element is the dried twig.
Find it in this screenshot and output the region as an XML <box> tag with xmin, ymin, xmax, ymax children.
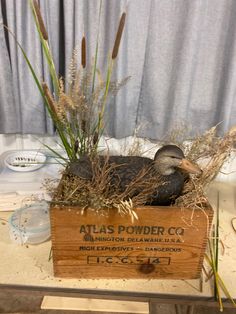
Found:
<box><xmin>231</xmin><ymin>218</ymin><xmax>236</xmax><ymax>233</ymax></box>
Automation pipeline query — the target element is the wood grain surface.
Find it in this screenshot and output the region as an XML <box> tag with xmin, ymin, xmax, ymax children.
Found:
<box><xmin>50</xmin><ymin>205</ymin><xmax>213</xmax><ymax>279</ymax></box>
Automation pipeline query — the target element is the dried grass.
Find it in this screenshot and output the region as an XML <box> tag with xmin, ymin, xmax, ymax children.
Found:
<box><xmin>49</xmin><ymin>125</ymin><xmax>236</xmax><ymax>216</ymax></box>
<box><xmin>51</xmin><ymin>154</ymin><xmax>165</xmax><ymax>215</ymax></box>
<box><xmin>176</xmin><ymin>126</ymin><xmax>236</xmax><ymax>209</ymax></box>
<box><xmin>42</xmin><ymin>61</ymin><xmax>129</xmax><ymax>157</ymax></box>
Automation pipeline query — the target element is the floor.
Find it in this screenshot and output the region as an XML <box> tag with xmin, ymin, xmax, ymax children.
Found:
<box><xmin>0</xmin><ymin>292</ymin><xmax>235</xmax><ymax>314</ymax></box>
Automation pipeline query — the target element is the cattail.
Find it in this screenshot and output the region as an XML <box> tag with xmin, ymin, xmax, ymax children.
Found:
<box><xmin>81</xmin><ymin>119</ymin><xmax>87</xmax><ymax>133</ymax></box>
<box><xmin>112</xmin><ymin>12</ymin><xmax>126</xmax><ymax>59</ymax></box>
<box><xmin>74</xmin><ymin>140</ymin><xmax>79</xmax><ymax>154</ymax></box>
<box><xmin>33</xmin><ymin>0</ymin><xmax>48</xmax><ymax>40</ymax></box>
<box><xmin>42</xmin><ymin>82</ymin><xmax>57</xmax><ymax>116</ymax></box>
<box><xmin>81</xmin><ymin>36</ymin><xmax>86</xmax><ymax>68</ymax></box>
<box><xmin>93</xmin><ymin>132</ymin><xmax>99</xmax><ymax>146</ymax></box>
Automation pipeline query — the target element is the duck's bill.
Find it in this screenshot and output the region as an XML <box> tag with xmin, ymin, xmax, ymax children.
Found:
<box><xmin>178</xmin><ymin>158</ymin><xmax>202</xmax><ymax>175</ymax></box>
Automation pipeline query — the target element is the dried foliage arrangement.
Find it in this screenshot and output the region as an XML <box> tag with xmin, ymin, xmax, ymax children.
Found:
<box><xmin>175</xmin><ymin>126</ymin><xmax>236</xmax><ymax>210</ymax></box>
<box><xmin>50</xmin><ymin>156</ymin><xmax>166</xmax><ymax>220</ymax></box>
<box><xmin>6</xmin><ymin>0</ymin><xmax>236</xmax><ymax>214</ymax></box>
<box><xmin>27</xmin><ymin>0</ymin><xmax>129</xmax><ymax>161</ymax></box>
<box><xmin>46</xmin><ymin>125</ymin><xmax>236</xmax><ymax>220</ymax></box>
<box><xmin>9</xmin><ymin>1</ymin><xmax>234</xmax><ymax>219</ymax></box>
<box><xmin>7</xmin><ymin>1</ymin><xmax>236</xmax><ymax>309</ymax></box>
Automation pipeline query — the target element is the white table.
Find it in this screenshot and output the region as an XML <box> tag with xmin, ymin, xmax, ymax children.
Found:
<box><xmin>0</xmin><ymin>181</ymin><xmax>236</xmax><ymax>313</ymax></box>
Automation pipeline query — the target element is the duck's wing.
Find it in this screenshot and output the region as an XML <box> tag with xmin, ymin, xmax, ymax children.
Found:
<box><xmin>149</xmin><ymin>171</ymin><xmax>185</xmax><ymax>206</ymax></box>
<box><xmin>107</xmin><ymin>156</ymin><xmax>153</xmax><ymax>191</ymax></box>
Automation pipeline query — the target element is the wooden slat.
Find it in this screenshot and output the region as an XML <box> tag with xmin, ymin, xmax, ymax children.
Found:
<box><xmin>41</xmin><ymin>296</ymin><xmax>149</xmax><ymax>313</ymax></box>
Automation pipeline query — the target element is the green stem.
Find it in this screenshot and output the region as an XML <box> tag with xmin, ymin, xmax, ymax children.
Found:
<box><xmin>217</xmin><ymin>275</ymin><xmax>236</xmax><ymax>307</ymax></box>
<box><xmin>101</xmin><ymin>56</ymin><xmax>113</xmax><ymax>118</ymax></box>
<box><xmin>93</xmin><ymin>56</ymin><xmax>113</xmax><ymax>153</ymax></box>
<box><xmin>92</xmin><ymin>0</ymin><xmax>103</xmax><ymax>93</ymax></box>
<box><xmin>215</xmin><ymin>191</ymin><xmax>220</xmax><ymax>273</ymax></box>
<box><xmin>205</xmin><ymin>253</ymin><xmax>223</xmax><ymax>311</ymax></box>
<box><xmin>29</xmin><ymin>0</ymin><xmax>59</xmax><ymax>96</ymax></box>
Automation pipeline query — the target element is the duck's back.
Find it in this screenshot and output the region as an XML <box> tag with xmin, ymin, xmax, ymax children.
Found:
<box><xmin>108</xmin><ymin>156</ymin><xmax>153</xmax><ymax>191</ymax></box>
<box><xmin>68</xmin><ymin>155</ymin><xmax>152</xmax><ymax>183</ymax></box>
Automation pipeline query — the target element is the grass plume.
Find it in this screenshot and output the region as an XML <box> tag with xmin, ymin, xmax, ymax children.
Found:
<box><xmin>26</xmin><ymin>0</ymin><xmax>128</xmax><ymax>161</ymax></box>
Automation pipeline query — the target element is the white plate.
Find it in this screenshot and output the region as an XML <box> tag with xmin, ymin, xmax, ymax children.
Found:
<box><xmin>4</xmin><ymin>151</ymin><xmax>47</xmax><ymax>172</ymax></box>
<box><xmin>8</xmin><ymin>201</ymin><xmax>50</xmax><ymax>244</ymax></box>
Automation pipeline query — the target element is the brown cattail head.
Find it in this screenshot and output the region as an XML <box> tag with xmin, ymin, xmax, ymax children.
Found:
<box><xmin>93</xmin><ymin>132</ymin><xmax>99</xmax><ymax>146</ymax></box>
<box><xmin>112</xmin><ymin>12</ymin><xmax>126</xmax><ymax>59</ymax></box>
<box><xmin>74</xmin><ymin>139</ymin><xmax>79</xmax><ymax>154</ymax></box>
<box><xmin>33</xmin><ymin>0</ymin><xmax>48</xmax><ymax>40</ymax></box>
<box><xmin>81</xmin><ymin>36</ymin><xmax>86</xmax><ymax>68</ymax></box>
<box><xmin>81</xmin><ymin>119</ymin><xmax>87</xmax><ymax>133</ymax></box>
<box><xmin>42</xmin><ymin>82</ymin><xmax>57</xmax><ymax>116</ymax></box>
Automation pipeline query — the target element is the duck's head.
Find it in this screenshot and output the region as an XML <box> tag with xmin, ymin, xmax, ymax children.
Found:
<box><xmin>154</xmin><ymin>145</ymin><xmax>202</xmax><ymax>176</ymax></box>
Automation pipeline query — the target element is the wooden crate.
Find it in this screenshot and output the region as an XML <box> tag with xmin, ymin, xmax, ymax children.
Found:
<box><xmin>50</xmin><ymin>205</ymin><xmax>213</xmax><ymax>279</ymax></box>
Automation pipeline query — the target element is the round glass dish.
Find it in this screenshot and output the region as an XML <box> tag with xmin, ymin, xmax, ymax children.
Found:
<box><xmin>8</xmin><ymin>201</ymin><xmax>51</xmax><ymax>245</ymax></box>
<box><xmin>4</xmin><ymin>151</ymin><xmax>47</xmax><ymax>172</ymax></box>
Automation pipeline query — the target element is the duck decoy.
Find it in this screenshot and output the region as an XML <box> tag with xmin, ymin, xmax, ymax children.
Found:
<box><xmin>148</xmin><ymin>145</ymin><xmax>202</xmax><ymax>205</ymax></box>
<box><xmin>68</xmin><ymin>145</ymin><xmax>202</xmax><ymax>206</ymax></box>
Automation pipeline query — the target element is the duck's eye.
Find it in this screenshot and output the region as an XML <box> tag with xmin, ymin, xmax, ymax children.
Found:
<box><xmin>169</xmin><ymin>155</ymin><xmax>180</xmax><ymax>159</ymax></box>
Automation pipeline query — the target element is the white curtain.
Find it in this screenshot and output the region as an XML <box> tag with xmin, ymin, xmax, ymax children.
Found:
<box><xmin>0</xmin><ymin>0</ymin><xmax>236</xmax><ymax>139</ymax></box>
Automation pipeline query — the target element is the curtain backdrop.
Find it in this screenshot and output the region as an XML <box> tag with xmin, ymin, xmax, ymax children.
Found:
<box><xmin>0</xmin><ymin>0</ymin><xmax>236</xmax><ymax>140</ymax></box>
